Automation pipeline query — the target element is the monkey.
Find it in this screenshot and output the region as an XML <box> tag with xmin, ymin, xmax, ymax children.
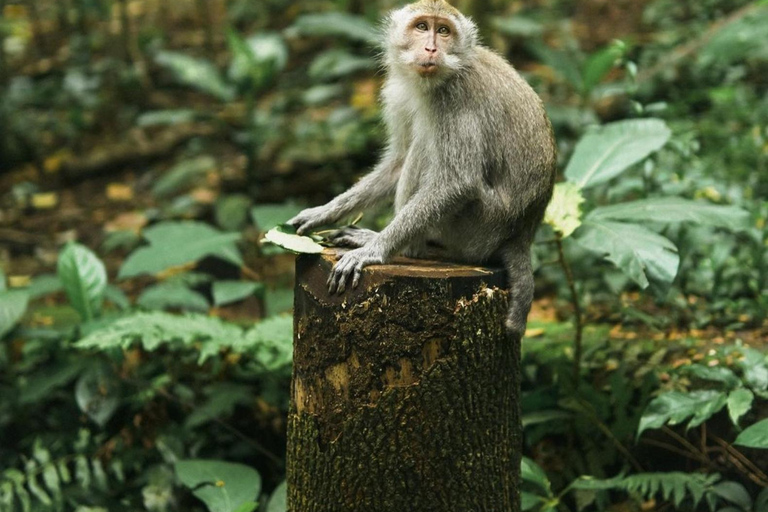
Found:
<box><xmin>288</xmin><ymin>0</ymin><xmax>556</xmax><ymax>337</ymax></box>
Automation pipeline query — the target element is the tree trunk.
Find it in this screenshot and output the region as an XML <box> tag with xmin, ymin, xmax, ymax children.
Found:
<box><xmin>287</xmin><ymin>250</ymin><xmax>521</xmax><ymax>512</ymax></box>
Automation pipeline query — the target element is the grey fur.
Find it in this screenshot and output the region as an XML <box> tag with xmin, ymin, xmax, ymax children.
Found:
<box><xmin>289</xmin><ymin>3</ymin><xmax>556</xmax><ymax>336</ymax></box>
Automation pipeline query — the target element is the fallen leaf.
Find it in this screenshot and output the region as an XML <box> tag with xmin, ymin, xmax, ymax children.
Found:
<box><xmin>525</xmin><ymin>328</ymin><xmax>545</xmax><ymax>338</ymax></box>
<box><xmin>105</xmin><ymin>212</ymin><xmax>148</xmax><ymax>233</ymax></box>
<box><xmin>9</xmin><ymin>275</ymin><xmax>31</xmax><ymax>288</ymax></box>
<box><xmin>31</xmin><ymin>193</ymin><xmax>58</xmax><ymax>209</ymax></box>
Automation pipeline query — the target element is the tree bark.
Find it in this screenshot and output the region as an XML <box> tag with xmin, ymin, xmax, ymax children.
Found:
<box><xmin>288</xmin><ymin>249</ymin><xmax>521</xmax><ymax>512</ymax></box>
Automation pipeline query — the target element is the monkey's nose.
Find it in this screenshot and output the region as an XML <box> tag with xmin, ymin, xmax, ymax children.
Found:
<box><xmin>425</xmin><ymin>47</ymin><xmax>437</xmax><ymax>54</ymax></box>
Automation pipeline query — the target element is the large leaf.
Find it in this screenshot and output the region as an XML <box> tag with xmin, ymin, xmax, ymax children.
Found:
<box><xmin>266</xmin><ymin>481</ymin><xmax>287</xmax><ymax>512</ymax></box>
<box><xmin>212</xmin><ymin>281</ymin><xmax>263</xmax><ymax>307</ymax></box>
<box><xmin>57</xmin><ymin>242</ymin><xmax>107</xmax><ymax>321</ymax></box>
<box><xmin>0</xmin><ymin>290</ymin><xmax>29</xmax><ymax>338</ymax></box>
<box><xmin>734</xmin><ymin>417</ymin><xmax>768</xmax><ymax>449</ymax></box>
<box><xmin>251</xmin><ymin>204</ymin><xmax>304</xmax><ymax>231</ymax></box>
<box><xmin>309</xmin><ymin>49</ymin><xmax>375</xmax><ymax>82</ymax></box>
<box><xmin>175</xmin><ymin>460</ymin><xmax>261</xmax><ymax>512</ymax></box>
<box><xmin>575</xmin><ymin>220</ymin><xmax>679</xmax><ymax>288</ymax></box>
<box><xmin>588</xmin><ymin>197</ymin><xmax>749</xmax><ymax>231</ymax></box>
<box><xmin>288</xmin><ymin>12</ymin><xmax>380</xmax><ymax>45</ymax></box>
<box><xmin>637</xmin><ymin>390</ymin><xmax>727</xmax><ymax>438</ymax></box>
<box><xmin>263</xmin><ymin>227</ymin><xmax>324</xmax><ymax>254</ymax></box>
<box><xmin>155</xmin><ymin>51</ymin><xmax>235</xmax><ymax>101</ymax></box>
<box><xmin>228</xmin><ymin>31</ymin><xmax>288</xmax><ymax>90</ymax></box>
<box><xmin>119</xmin><ymin>222</ymin><xmax>242</xmax><ymax>279</ymax></box>
<box><xmin>565</xmin><ymin>119</ymin><xmax>671</xmax><ymax>188</ymax></box>
<box><xmin>75</xmin><ymin>366</ymin><xmax>120</xmax><ymax>427</ymax></box>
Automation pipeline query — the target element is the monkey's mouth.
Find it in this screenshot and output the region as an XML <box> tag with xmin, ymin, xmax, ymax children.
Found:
<box><xmin>416</xmin><ymin>62</ymin><xmax>439</xmax><ymax>75</ymax></box>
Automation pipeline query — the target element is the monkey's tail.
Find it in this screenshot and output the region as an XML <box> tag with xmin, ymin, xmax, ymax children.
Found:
<box><xmin>501</xmin><ymin>242</ymin><xmax>535</xmax><ymax>339</ymax></box>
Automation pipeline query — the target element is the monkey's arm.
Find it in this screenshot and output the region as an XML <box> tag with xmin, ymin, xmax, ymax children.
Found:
<box><xmin>288</xmin><ymin>152</ymin><xmax>403</xmax><ymax>235</ymax></box>
<box><xmin>327</xmin><ymin>184</ymin><xmax>466</xmax><ymax>293</ymax></box>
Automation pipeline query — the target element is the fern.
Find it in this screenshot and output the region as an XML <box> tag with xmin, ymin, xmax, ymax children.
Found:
<box><xmin>570</xmin><ymin>472</ymin><xmax>721</xmax><ymax>510</ymax></box>
<box><xmin>0</xmin><ymin>438</ymin><xmax>123</xmax><ymax>512</ymax></box>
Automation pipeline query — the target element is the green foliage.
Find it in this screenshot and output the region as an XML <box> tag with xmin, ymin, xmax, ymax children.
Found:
<box><xmin>309</xmin><ymin>49</ymin><xmax>375</xmax><ymax>82</ymax></box>
<box><xmin>265</xmin><ymin>481</ymin><xmax>287</xmax><ymax>512</ymax></box>
<box><xmin>0</xmin><ymin>289</ymin><xmax>28</xmax><ymax>339</ymax></box>
<box><xmin>155</xmin><ymin>52</ymin><xmax>236</xmax><ymax>102</ymax></box>
<box><xmin>734</xmin><ymin>418</ymin><xmax>768</xmax><ymax>449</ymax></box>
<box><xmin>137</xmin><ymin>282</ymin><xmax>210</xmax><ymax>312</ymax></box>
<box><xmin>227</xmin><ymin>31</ymin><xmax>288</xmax><ymax>92</ymax></box>
<box><xmin>251</xmin><ymin>204</ymin><xmax>304</xmax><ymax>232</ymax></box>
<box><xmin>212</xmin><ymin>281</ymin><xmax>263</xmax><ymax>307</ymax></box>
<box><xmin>588</xmin><ymin>198</ymin><xmax>750</xmax><ymax>231</ymax></box>
<box><xmin>174</xmin><ymin>460</ymin><xmax>261</xmax><ymax>512</ymax></box>
<box><xmin>564</xmin><ymin>119</ymin><xmax>671</xmax><ymax>189</ymax></box>
<box><xmin>215</xmin><ymin>195</ymin><xmax>253</xmax><ymax>232</ymax></box>
<box><xmin>57</xmin><ymin>243</ymin><xmax>107</xmax><ymax>322</ymax></box>
<box><xmin>153</xmin><ymin>156</ymin><xmax>216</xmax><ymax>198</ymax></box>
<box><xmin>119</xmin><ymin>222</ymin><xmax>243</xmax><ymax>279</ymax></box>
<box><xmin>287</xmin><ymin>12</ymin><xmax>380</xmax><ymax>45</ymax></box>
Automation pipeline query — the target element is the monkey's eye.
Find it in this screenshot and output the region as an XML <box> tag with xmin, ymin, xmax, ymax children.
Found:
<box><xmin>415</xmin><ymin>22</ymin><xmax>429</xmax><ymax>31</ymax></box>
<box><xmin>437</xmin><ymin>26</ymin><xmax>451</xmax><ymax>35</ymax></box>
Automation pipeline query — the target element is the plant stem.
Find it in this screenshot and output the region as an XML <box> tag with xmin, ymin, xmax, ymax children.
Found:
<box><xmin>556</xmin><ymin>235</ymin><xmax>583</xmax><ymax>376</ymax></box>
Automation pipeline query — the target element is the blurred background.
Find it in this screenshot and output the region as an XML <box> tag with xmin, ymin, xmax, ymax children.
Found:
<box><xmin>1</xmin><ymin>0</ymin><xmax>767</xmax><ymax>511</ymax></box>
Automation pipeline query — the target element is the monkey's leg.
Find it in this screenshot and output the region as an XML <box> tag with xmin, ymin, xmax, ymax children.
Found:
<box><xmin>328</xmin><ymin>226</ymin><xmax>378</xmax><ymax>248</ymax></box>
<box><xmin>502</xmin><ymin>242</ymin><xmax>534</xmax><ymax>337</ymax></box>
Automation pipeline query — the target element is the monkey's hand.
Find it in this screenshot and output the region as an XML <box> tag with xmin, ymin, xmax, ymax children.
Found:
<box><xmin>288</xmin><ymin>205</ymin><xmax>336</xmax><ymax>235</ymax></box>
<box><xmin>328</xmin><ymin>226</ymin><xmax>378</xmax><ymax>248</ymax></box>
<box><xmin>328</xmin><ymin>246</ymin><xmax>386</xmax><ymax>294</ymax></box>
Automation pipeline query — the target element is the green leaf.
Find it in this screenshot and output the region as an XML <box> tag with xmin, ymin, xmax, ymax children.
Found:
<box><xmin>212</xmin><ymin>281</ymin><xmax>262</xmax><ymax>307</ymax></box>
<box><xmin>637</xmin><ymin>390</ymin><xmax>727</xmax><ymax>437</ymax></box>
<box><xmin>543</xmin><ymin>182</ymin><xmax>585</xmax><ymax>238</ymax></box>
<box><xmin>136</xmin><ymin>109</ymin><xmax>200</xmax><ymax>127</ymax></box>
<box><xmin>25</xmin><ymin>274</ymin><xmax>62</xmax><ymax>299</ymax></box>
<box><xmin>75</xmin><ymin>312</ymin><xmax>245</xmax><ymax>356</ymax></box>
<box><xmin>263</xmin><ymin>227</ymin><xmax>324</xmax><ymax>254</ymax></box>
<box><xmin>155</xmin><ymin>51</ymin><xmax>235</xmax><ymax>101</ymax></box>
<box><xmin>565</xmin><ymin>119</ymin><xmax>671</xmax><ymax>188</ymax></box>
<box><xmin>0</xmin><ymin>290</ymin><xmax>29</xmax><ymax>338</ymax></box>
<box><xmin>492</xmin><ymin>16</ymin><xmax>544</xmax><ymax>38</ymax></box>
<box><xmin>57</xmin><ymin>242</ymin><xmax>107</xmax><ymax>322</ymax></box>
<box><xmin>288</xmin><ymin>12</ymin><xmax>380</xmax><ymax>45</ymax></box>
<box><xmin>521</xmin><ymin>457</ymin><xmax>551</xmax><ymax>494</ymax></box>
<box><xmin>713</xmin><ymin>481</ymin><xmax>753</xmax><ymax>510</ymax></box>
<box><xmin>309</xmin><ymin>49</ymin><xmax>375</xmax><ymax>82</ymax></box>
<box><xmin>588</xmin><ymin>198</ymin><xmax>749</xmax><ymax>231</ymax></box>
<box><xmin>175</xmin><ymin>460</ymin><xmax>261</xmax><ymax>512</ymax></box>
<box><xmin>216</xmin><ymin>195</ymin><xmax>253</xmax><ymax>232</ymax></box>
<box><xmin>575</xmin><ymin>220</ymin><xmax>679</xmax><ymax>288</ymax></box>
<box><xmin>734</xmin><ymin>417</ymin><xmax>768</xmax><ymax>449</ymax></box>
<box><xmin>75</xmin><ymin>367</ymin><xmax>120</xmax><ymax>427</ymax></box>
<box><xmin>153</xmin><ymin>156</ymin><xmax>216</xmax><ymax>198</ymax></box>
<box><xmin>241</xmin><ymin>315</ymin><xmax>293</xmax><ymax>372</ymax></box>
<box><xmin>581</xmin><ymin>42</ymin><xmax>626</xmax><ymax>95</ymax></box>
<box><xmin>266</xmin><ymin>481</ymin><xmax>287</xmax><ymax>512</ymax></box>
<box><xmin>119</xmin><ymin>222</ymin><xmax>242</xmax><ymax>279</ymax></box>
<box><xmin>227</xmin><ymin>31</ymin><xmax>288</xmax><ymax>90</ymax></box>
<box><xmin>0</xmin><ymin>267</ymin><xmax>5</xmax><ymax>291</ymax></box>
<box><xmin>104</xmin><ymin>284</ymin><xmax>131</xmax><ymax>310</ymax></box>
<box><xmin>251</xmin><ymin>204</ymin><xmax>304</xmax><ymax>231</ymax></box>
<box><xmin>684</xmin><ymin>364</ymin><xmax>740</xmax><ymax>389</ymax></box>
<box><xmin>138</xmin><ymin>282</ymin><xmax>210</xmax><ymax>312</ymax></box>
<box><xmin>520</xmin><ymin>491</ymin><xmax>543</xmax><ymax>512</ymax></box>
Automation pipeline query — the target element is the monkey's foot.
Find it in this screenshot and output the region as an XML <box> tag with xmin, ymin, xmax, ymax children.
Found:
<box><xmin>328</xmin><ymin>247</ymin><xmax>385</xmax><ymax>294</ymax></box>
<box><xmin>328</xmin><ymin>226</ymin><xmax>378</xmax><ymax>248</ymax></box>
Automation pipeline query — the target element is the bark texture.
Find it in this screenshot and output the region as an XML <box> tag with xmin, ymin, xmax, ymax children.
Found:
<box><xmin>288</xmin><ymin>249</ymin><xmax>521</xmax><ymax>512</ymax></box>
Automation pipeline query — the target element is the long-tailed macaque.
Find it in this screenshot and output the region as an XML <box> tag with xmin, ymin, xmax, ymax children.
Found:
<box><xmin>289</xmin><ymin>0</ymin><xmax>557</xmax><ymax>336</ymax></box>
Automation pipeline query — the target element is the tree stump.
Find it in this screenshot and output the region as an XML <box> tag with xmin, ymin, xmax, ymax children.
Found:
<box><xmin>287</xmin><ymin>249</ymin><xmax>521</xmax><ymax>512</ymax></box>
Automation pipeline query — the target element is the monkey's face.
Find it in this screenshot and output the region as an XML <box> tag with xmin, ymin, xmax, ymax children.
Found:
<box><xmin>385</xmin><ymin>3</ymin><xmax>478</xmax><ymax>80</ymax></box>
<box><xmin>404</xmin><ymin>16</ymin><xmax>459</xmax><ymax>77</ymax></box>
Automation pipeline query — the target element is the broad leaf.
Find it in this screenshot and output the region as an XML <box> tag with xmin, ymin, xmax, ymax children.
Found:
<box><xmin>137</xmin><ymin>109</ymin><xmax>200</xmax><ymax>127</ymax></box>
<box><xmin>565</xmin><ymin>119</ymin><xmax>671</xmax><ymax>188</ymax></box>
<box><xmin>138</xmin><ymin>283</ymin><xmax>210</xmax><ymax>312</ymax></box>
<box><xmin>57</xmin><ymin>243</ymin><xmax>107</xmax><ymax>321</ymax></box>
<box><xmin>175</xmin><ymin>460</ymin><xmax>261</xmax><ymax>512</ymax></box>
<box><xmin>521</xmin><ymin>457</ymin><xmax>551</xmax><ymax>494</ymax></box>
<box><xmin>727</xmin><ymin>389</ymin><xmax>754</xmax><ymax>428</ymax></box>
<box><xmin>155</xmin><ymin>51</ymin><xmax>235</xmax><ymax>101</ymax></box>
<box><xmin>215</xmin><ymin>195</ymin><xmax>253</xmax><ymax>232</ymax></box>
<box><xmin>228</xmin><ymin>31</ymin><xmax>288</xmax><ymax>90</ymax></box>
<box><xmin>119</xmin><ymin>222</ymin><xmax>242</xmax><ymax>279</ymax></box>
<box><xmin>588</xmin><ymin>197</ymin><xmax>749</xmax><ymax>231</ymax></box>
<box><xmin>581</xmin><ymin>42</ymin><xmax>625</xmax><ymax>95</ymax></box>
<box><xmin>713</xmin><ymin>482</ymin><xmax>753</xmax><ymax>510</ymax></box>
<box><xmin>734</xmin><ymin>417</ymin><xmax>768</xmax><ymax>449</ymax></box>
<box><xmin>288</xmin><ymin>13</ymin><xmax>379</xmax><ymax>45</ymax></box>
<box><xmin>184</xmin><ymin>384</ymin><xmax>253</xmax><ymax>429</ymax></box>
<box><xmin>637</xmin><ymin>390</ymin><xmax>726</xmax><ymax>437</ymax></box>
<box><xmin>0</xmin><ymin>290</ymin><xmax>29</xmax><ymax>338</ymax></box>
<box><xmin>309</xmin><ymin>49</ymin><xmax>375</xmax><ymax>82</ymax></box>
<box><xmin>212</xmin><ymin>281</ymin><xmax>263</xmax><ymax>307</ymax></box>
<box><xmin>544</xmin><ymin>182</ymin><xmax>585</xmax><ymax>238</ymax></box>
<box><xmin>263</xmin><ymin>227</ymin><xmax>324</xmax><ymax>254</ymax></box>
<box><xmin>575</xmin><ymin>220</ymin><xmax>679</xmax><ymax>288</ymax></box>
<box><xmin>266</xmin><ymin>481</ymin><xmax>287</xmax><ymax>512</ymax></box>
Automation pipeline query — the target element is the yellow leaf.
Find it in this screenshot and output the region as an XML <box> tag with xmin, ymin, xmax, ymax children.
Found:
<box><xmin>525</xmin><ymin>327</ymin><xmax>545</xmax><ymax>338</ymax></box>
<box><xmin>9</xmin><ymin>275</ymin><xmax>31</xmax><ymax>287</ymax></box>
<box><xmin>107</xmin><ymin>183</ymin><xmax>134</xmax><ymax>202</ymax></box>
<box><xmin>43</xmin><ymin>150</ymin><xmax>72</xmax><ymax>174</ymax></box>
<box><xmin>544</xmin><ymin>182</ymin><xmax>585</xmax><ymax>238</ymax></box>
<box><xmin>31</xmin><ymin>192</ymin><xmax>58</xmax><ymax>209</ymax></box>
